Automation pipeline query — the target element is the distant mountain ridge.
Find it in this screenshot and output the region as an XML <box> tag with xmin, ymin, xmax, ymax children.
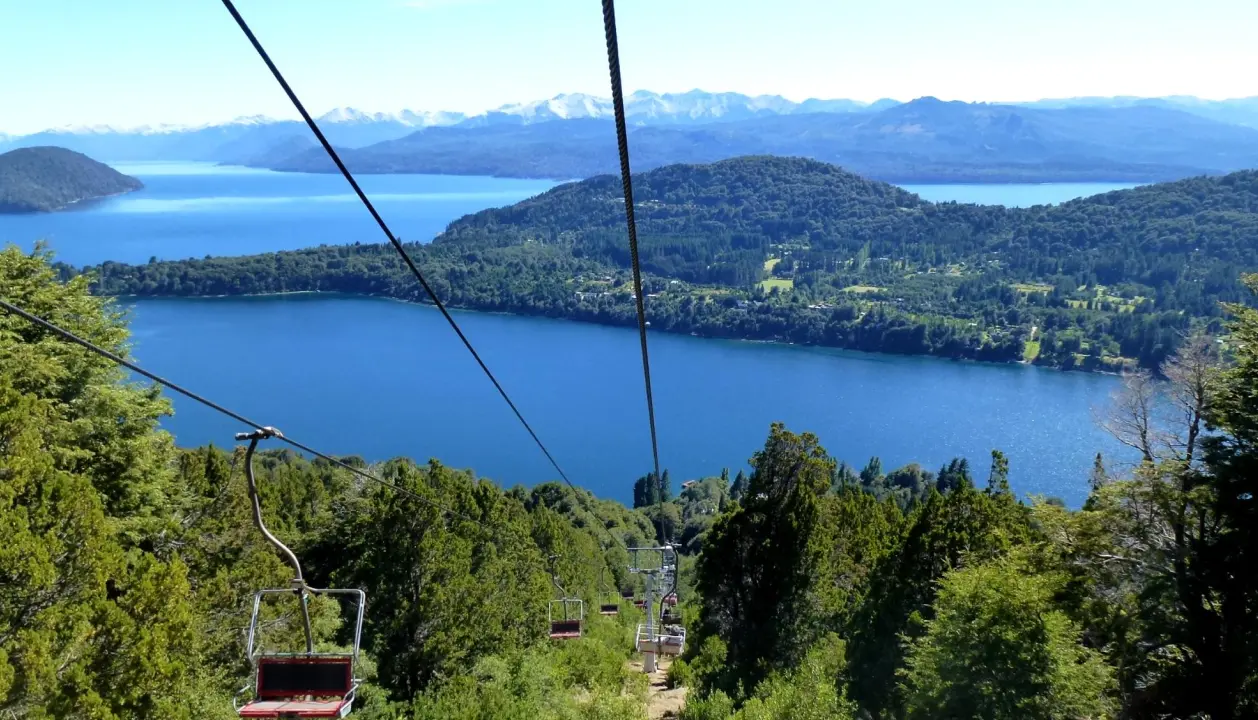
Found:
<box><xmin>0</xmin><ymin>147</ymin><xmax>142</xmax><ymax>213</ymax></box>
<box><xmin>1014</xmin><ymin>95</ymin><xmax>1258</xmax><ymax>129</ymax></box>
<box><xmin>0</xmin><ymin>90</ymin><xmax>890</xmax><ymax>165</ymax></box>
<box><xmin>264</xmin><ymin>97</ymin><xmax>1258</xmax><ymax>184</ymax></box>
<box><xmin>4</xmin><ymin>91</ymin><xmax>1257</xmax><ymax>182</ymax></box>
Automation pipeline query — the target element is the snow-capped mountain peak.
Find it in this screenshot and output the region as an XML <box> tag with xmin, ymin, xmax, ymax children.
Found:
<box><xmin>490</xmin><ymin>93</ymin><xmax>613</xmax><ymax>122</ymax></box>
<box><xmin>318</xmin><ymin>107</ymin><xmax>392</xmax><ymax>124</ymax></box>
<box><xmin>316</xmin><ymin>107</ymin><xmax>467</xmax><ymax>127</ymax></box>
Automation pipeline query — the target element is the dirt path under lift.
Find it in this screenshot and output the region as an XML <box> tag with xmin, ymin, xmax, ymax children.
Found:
<box><xmin>628</xmin><ymin>656</ymin><xmax>687</xmax><ymax>719</ymax></box>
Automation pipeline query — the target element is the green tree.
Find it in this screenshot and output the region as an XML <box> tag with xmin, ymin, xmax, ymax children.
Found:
<box><xmin>901</xmin><ymin>558</ymin><xmax>1114</xmax><ymax>720</ymax></box>
<box><xmin>1077</xmin><ymin>299</ymin><xmax>1256</xmax><ymax>719</ymax></box>
<box><xmin>934</xmin><ymin>458</ymin><xmax>972</xmax><ymax>494</ymax></box>
<box><xmin>694</xmin><ymin>423</ymin><xmax>835</xmax><ymax>696</ymax></box>
<box><xmin>0</xmin><ymin>246</ymin><xmax>207</xmax><ymax>718</ymax></box>
<box><xmin>846</xmin><ymin>482</ymin><xmax>1030</xmax><ymax>718</ymax></box>
<box><xmin>859</xmin><ymin>457</ymin><xmax>884</xmax><ymax>489</ymax></box>
<box><xmin>987</xmin><ymin>449</ymin><xmax>1010</xmax><ymax>495</ymax></box>
<box><xmin>729</xmin><ymin>470</ymin><xmax>748</xmax><ymax>503</ymax></box>
<box><xmin>323</xmin><ymin>459</ymin><xmax>551</xmax><ymax>699</ymax></box>
<box><xmin>632</xmin><ymin>470</ymin><xmax>671</xmax><ymax>509</ymax></box>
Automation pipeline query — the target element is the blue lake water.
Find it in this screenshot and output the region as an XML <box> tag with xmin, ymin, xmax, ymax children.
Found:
<box><xmin>123</xmin><ymin>295</ymin><xmax>1129</xmax><ymax>508</ymax></box>
<box><xmin>0</xmin><ymin>162</ymin><xmax>1138</xmax><ymax>506</ymax></box>
<box><xmin>0</xmin><ymin>162</ymin><xmax>558</xmax><ymax>266</ymax></box>
<box><xmin>900</xmin><ymin>182</ymin><xmax>1141</xmax><ymax>207</ymax></box>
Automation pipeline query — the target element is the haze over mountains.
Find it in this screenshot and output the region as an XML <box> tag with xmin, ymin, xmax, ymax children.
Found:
<box><xmin>4</xmin><ymin>90</ymin><xmax>1257</xmax><ymax>184</ymax></box>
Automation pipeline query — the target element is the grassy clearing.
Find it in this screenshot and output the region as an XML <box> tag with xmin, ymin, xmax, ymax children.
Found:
<box><xmin>759</xmin><ymin>278</ymin><xmax>794</xmax><ymax>292</ymax></box>
<box><xmin>763</xmin><ymin>257</ymin><xmax>781</xmax><ymax>272</ymax></box>
<box><xmin>1022</xmin><ymin>340</ymin><xmax>1041</xmax><ymax>363</ymax></box>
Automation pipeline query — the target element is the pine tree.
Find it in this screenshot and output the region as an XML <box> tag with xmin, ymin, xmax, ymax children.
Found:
<box><xmin>694</xmin><ymin>423</ymin><xmax>835</xmax><ymax>696</ymax></box>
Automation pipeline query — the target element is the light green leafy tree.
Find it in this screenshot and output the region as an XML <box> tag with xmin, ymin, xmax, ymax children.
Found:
<box><xmin>900</xmin><ymin>556</ymin><xmax>1113</xmax><ymax>720</ymax></box>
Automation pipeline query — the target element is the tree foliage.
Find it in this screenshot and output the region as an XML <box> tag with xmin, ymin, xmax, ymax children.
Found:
<box><xmin>901</xmin><ymin>557</ymin><xmax>1114</xmax><ymax>720</ymax></box>
<box><xmin>693</xmin><ymin>423</ymin><xmax>834</xmax><ymax>694</ymax></box>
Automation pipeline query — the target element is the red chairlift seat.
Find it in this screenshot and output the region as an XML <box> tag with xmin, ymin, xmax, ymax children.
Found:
<box><xmin>549</xmin><ymin>619</ymin><xmax>582</xmax><ymax>640</ymax></box>
<box><xmin>238</xmin><ymin>656</ymin><xmax>356</xmax><ymax>719</ymax></box>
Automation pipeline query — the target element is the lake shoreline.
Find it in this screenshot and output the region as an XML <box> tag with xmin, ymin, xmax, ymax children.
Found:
<box><xmin>112</xmin><ymin>289</ymin><xmax>1121</xmax><ymax>377</ymax></box>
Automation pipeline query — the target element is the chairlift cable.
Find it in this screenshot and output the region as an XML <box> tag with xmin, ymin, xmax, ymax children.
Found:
<box><xmin>219</xmin><ymin>0</ymin><xmax>633</xmax><ymax>554</ymax></box>
<box><xmin>219</xmin><ymin>0</ymin><xmax>580</xmax><ymax>498</ymax></box>
<box><xmin>0</xmin><ymin>298</ymin><xmax>488</xmax><ymax>528</ymax></box>
<box><xmin>599</xmin><ymin>0</ymin><xmax>667</xmax><ymax>545</ymax></box>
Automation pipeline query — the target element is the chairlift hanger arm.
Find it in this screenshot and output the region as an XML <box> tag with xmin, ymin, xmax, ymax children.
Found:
<box><xmin>238</xmin><ymin>427</ymin><xmax>305</xmax><ymax>583</ymax></box>
<box><xmin>239</xmin><ymin>427</ymin><xmax>316</xmax><ymax>655</ymax></box>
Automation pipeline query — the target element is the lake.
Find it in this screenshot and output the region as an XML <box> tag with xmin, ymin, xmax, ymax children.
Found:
<box><xmin>124</xmin><ymin>294</ymin><xmax>1129</xmax><ymax>508</ymax></box>
<box><xmin>1</xmin><ymin>162</ymin><xmax>1139</xmax><ymax>506</ymax></box>
<box><xmin>900</xmin><ymin>182</ymin><xmax>1141</xmax><ymax>207</ymax></box>
<box><xmin>0</xmin><ymin>162</ymin><xmax>558</xmax><ymax>266</ymax></box>
<box><xmin>0</xmin><ymin>161</ymin><xmax>1141</xmax><ymax>266</ymax></box>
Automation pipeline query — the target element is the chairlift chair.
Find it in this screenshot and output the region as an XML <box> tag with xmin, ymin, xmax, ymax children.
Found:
<box><xmin>548</xmin><ymin>598</ymin><xmax>585</xmax><ymax>639</ymax></box>
<box><xmin>232</xmin><ymin>428</ymin><xmax>367</xmax><ymax>720</ymax></box>
<box><xmin>635</xmin><ymin>623</ymin><xmax>686</xmax><ymax>657</ymax></box>
<box><xmin>597</xmin><ymin>568</ymin><xmax>620</xmax><ymax>616</ymax></box>
<box><xmin>547</xmin><ymin>556</ymin><xmax>584</xmax><ymax>640</ymax></box>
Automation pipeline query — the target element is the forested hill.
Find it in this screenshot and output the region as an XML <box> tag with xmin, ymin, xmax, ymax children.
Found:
<box><xmin>88</xmin><ymin>157</ymin><xmax>1258</xmax><ymax>371</ymax></box>
<box><xmin>444</xmin><ymin>156</ymin><xmax>1258</xmax><ymax>297</ymax></box>
<box><xmin>0</xmin><ymin>146</ymin><xmax>142</xmax><ymax>212</ymax></box>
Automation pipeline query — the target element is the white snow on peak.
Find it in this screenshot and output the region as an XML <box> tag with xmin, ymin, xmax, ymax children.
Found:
<box><xmin>6</xmin><ymin>91</ymin><xmax>884</xmax><ymax>138</ymax></box>
<box><xmin>318</xmin><ymin>107</ymin><xmax>466</xmax><ymax>127</ymax></box>
<box><xmin>490</xmin><ymin>93</ymin><xmax>613</xmax><ymax>122</ymax></box>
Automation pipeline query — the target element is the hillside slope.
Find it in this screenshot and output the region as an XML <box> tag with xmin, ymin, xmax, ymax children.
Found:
<box><xmin>0</xmin><ymin>146</ymin><xmax>142</xmax><ymax>212</ymax></box>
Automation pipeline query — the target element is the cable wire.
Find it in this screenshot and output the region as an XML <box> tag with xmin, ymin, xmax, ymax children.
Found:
<box><xmin>600</xmin><ymin>0</ymin><xmax>665</xmax><ymax>543</ymax></box>
<box><xmin>219</xmin><ymin>0</ymin><xmax>577</xmax><ymax>493</ymax></box>
<box><xmin>0</xmin><ymin>297</ymin><xmax>487</xmax><ymax>528</ymax></box>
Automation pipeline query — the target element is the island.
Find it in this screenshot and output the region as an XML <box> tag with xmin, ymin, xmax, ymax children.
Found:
<box><xmin>85</xmin><ymin>156</ymin><xmax>1258</xmax><ymax>372</ymax></box>
<box><xmin>0</xmin><ymin>146</ymin><xmax>142</xmax><ymax>213</ymax></box>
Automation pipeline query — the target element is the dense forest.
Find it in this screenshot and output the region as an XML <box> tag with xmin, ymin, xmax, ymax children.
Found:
<box><xmin>4</xmin><ymin>246</ymin><xmax>1257</xmax><ymax>718</ymax></box>
<box><xmin>0</xmin><ymin>147</ymin><xmax>142</xmax><ymax>213</ymax></box>
<box><xmin>89</xmin><ymin>157</ymin><xmax>1258</xmax><ymax>370</ymax></box>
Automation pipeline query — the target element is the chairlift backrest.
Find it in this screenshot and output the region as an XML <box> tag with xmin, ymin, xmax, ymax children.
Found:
<box><xmin>256</xmin><ymin>656</ymin><xmax>353</xmax><ymax>698</ymax></box>
<box><xmin>549</xmin><ymin>619</ymin><xmax>582</xmax><ymax>639</ymax></box>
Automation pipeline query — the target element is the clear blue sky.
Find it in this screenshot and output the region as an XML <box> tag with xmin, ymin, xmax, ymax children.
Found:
<box><xmin>3</xmin><ymin>0</ymin><xmax>1256</xmax><ymax>134</ymax></box>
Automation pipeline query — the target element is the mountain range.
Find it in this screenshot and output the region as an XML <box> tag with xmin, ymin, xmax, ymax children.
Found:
<box><xmin>4</xmin><ymin>90</ymin><xmax>1258</xmax><ymax>183</ymax></box>
<box><xmin>266</xmin><ymin>97</ymin><xmax>1258</xmax><ymax>183</ymax></box>
<box><xmin>0</xmin><ymin>91</ymin><xmax>892</xmax><ymax>162</ymax></box>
